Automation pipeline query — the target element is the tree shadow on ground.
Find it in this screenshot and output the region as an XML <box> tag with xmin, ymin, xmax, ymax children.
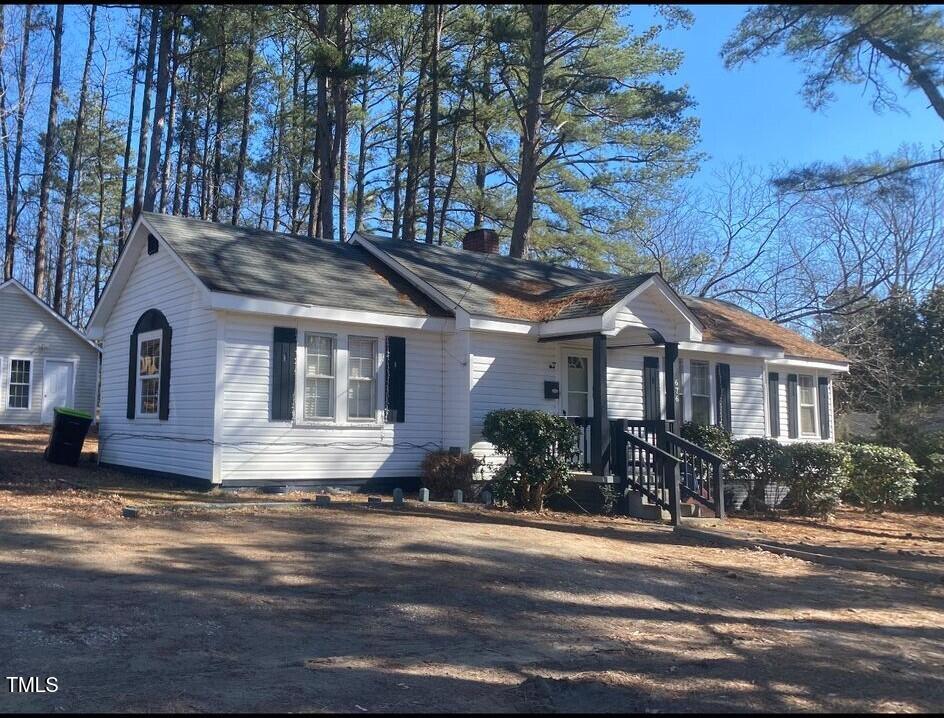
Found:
<box><xmin>1</xmin><ymin>506</ymin><xmax>943</xmax><ymax>713</ymax></box>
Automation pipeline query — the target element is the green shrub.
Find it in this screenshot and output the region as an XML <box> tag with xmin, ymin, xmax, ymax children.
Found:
<box><xmin>420</xmin><ymin>451</ymin><xmax>481</xmax><ymax>500</ymax></box>
<box><xmin>680</xmin><ymin>422</ymin><xmax>733</xmax><ymax>460</ymax></box>
<box><xmin>783</xmin><ymin>443</ymin><xmax>851</xmax><ymax>517</ymax></box>
<box><xmin>729</xmin><ymin>437</ymin><xmax>791</xmax><ymax>512</ymax></box>
<box><xmin>907</xmin><ymin>432</ymin><xmax>944</xmax><ymax>510</ymax></box>
<box><xmin>844</xmin><ymin>443</ymin><xmax>918</xmax><ymax>512</ymax></box>
<box><xmin>482</xmin><ymin>409</ymin><xmax>579</xmax><ymax>511</ymax></box>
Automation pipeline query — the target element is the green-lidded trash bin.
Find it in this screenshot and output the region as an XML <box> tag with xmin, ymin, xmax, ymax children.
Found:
<box><xmin>45</xmin><ymin>407</ymin><xmax>94</xmax><ymax>466</ymax></box>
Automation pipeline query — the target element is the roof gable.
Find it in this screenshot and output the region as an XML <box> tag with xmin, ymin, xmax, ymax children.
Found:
<box><xmin>0</xmin><ymin>279</ymin><xmax>99</xmax><ymax>351</ymax></box>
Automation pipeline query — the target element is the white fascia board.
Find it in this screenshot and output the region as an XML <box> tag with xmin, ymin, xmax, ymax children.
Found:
<box><xmin>208</xmin><ymin>291</ymin><xmax>454</xmax><ymax>331</ymax></box>
<box><xmin>540</xmin><ymin>315</ymin><xmax>609</xmax><ymax>337</ymax></box>
<box><xmin>1</xmin><ymin>279</ymin><xmax>100</xmax><ymax>351</ymax></box>
<box><xmin>466</xmin><ymin>315</ymin><xmax>536</xmax><ymax>335</ymax></box>
<box><xmin>678</xmin><ymin>341</ymin><xmax>784</xmax><ymax>359</ymax></box>
<box><xmin>768</xmin><ymin>357</ymin><xmax>850</xmax><ymax>373</ymax></box>
<box><xmin>348</xmin><ymin>233</ymin><xmax>456</xmax><ymax>314</ymax></box>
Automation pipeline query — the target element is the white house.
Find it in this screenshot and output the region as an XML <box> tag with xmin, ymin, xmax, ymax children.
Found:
<box><xmin>86</xmin><ymin>214</ymin><xmax>849</xmax><ymax>506</ymax></box>
<box><xmin>0</xmin><ymin>278</ymin><xmax>100</xmax><ymax>424</ymax></box>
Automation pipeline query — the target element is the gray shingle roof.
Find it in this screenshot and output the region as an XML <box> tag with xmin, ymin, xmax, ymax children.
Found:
<box><xmin>143</xmin><ymin>213</ymin><xmax>450</xmax><ymax>317</ymax></box>
<box><xmin>359</xmin><ymin>236</ymin><xmax>651</xmax><ymax>321</ymax></box>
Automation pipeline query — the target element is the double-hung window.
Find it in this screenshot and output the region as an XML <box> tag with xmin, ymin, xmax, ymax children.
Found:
<box><xmin>137</xmin><ymin>331</ymin><xmax>162</xmax><ymax>416</ymax></box>
<box><xmin>8</xmin><ymin>359</ymin><xmax>31</xmax><ymax>409</ymax></box>
<box><xmin>304</xmin><ymin>334</ymin><xmax>336</xmax><ymax>421</ymax></box>
<box><xmin>690</xmin><ymin>360</ymin><xmax>711</xmax><ymax>425</ymax></box>
<box><xmin>348</xmin><ymin>337</ymin><xmax>377</xmax><ymax>421</ymax></box>
<box><xmin>798</xmin><ymin>374</ymin><xmax>817</xmax><ymax>436</ymax></box>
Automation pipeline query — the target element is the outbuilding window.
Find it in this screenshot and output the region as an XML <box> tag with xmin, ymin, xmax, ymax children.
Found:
<box><xmin>8</xmin><ymin>359</ymin><xmax>31</xmax><ymax>409</ymax></box>
<box><xmin>137</xmin><ymin>331</ymin><xmax>162</xmax><ymax>416</ymax></box>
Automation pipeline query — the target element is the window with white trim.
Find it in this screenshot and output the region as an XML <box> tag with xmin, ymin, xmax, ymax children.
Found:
<box><xmin>8</xmin><ymin>359</ymin><xmax>31</xmax><ymax>409</ymax></box>
<box><xmin>137</xmin><ymin>331</ymin><xmax>161</xmax><ymax>416</ymax></box>
<box><xmin>690</xmin><ymin>360</ymin><xmax>710</xmax><ymax>425</ymax></box>
<box><xmin>798</xmin><ymin>374</ymin><xmax>817</xmax><ymax>436</ymax></box>
<box><xmin>347</xmin><ymin>336</ymin><xmax>377</xmax><ymax>420</ymax></box>
<box><xmin>304</xmin><ymin>333</ymin><xmax>336</xmax><ymax>420</ymax></box>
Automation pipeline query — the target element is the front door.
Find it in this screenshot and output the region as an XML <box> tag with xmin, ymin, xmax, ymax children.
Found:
<box><xmin>564</xmin><ymin>353</ymin><xmax>591</xmax><ymax>418</ymax></box>
<box><xmin>42</xmin><ymin>360</ymin><xmax>74</xmax><ymax>422</ymax></box>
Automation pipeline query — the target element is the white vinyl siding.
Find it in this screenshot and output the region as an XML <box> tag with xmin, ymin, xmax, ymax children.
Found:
<box><xmin>219</xmin><ymin>314</ymin><xmax>445</xmax><ymax>482</ymax></box>
<box><xmin>98</xmin><ymin>233</ymin><xmax>217</xmax><ymax>479</ymax></box>
<box><xmin>0</xmin><ymin>283</ymin><xmax>98</xmax><ymax>425</ymax></box>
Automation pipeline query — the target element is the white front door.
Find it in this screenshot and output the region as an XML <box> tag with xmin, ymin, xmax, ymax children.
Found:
<box><xmin>42</xmin><ymin>360</ymin><xmax>74</xmax><ymax>422</ymax></box>
<box><xmin>563</xmin><ymin>353</ymin><xmax>592</xmax><ymax>418</ymax></box>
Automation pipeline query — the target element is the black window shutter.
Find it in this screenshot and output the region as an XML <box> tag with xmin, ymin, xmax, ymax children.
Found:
<box><xmin>715</xmin><ymin>363</ymin><xmax>732</xmax><ymax>432</ymax></box>
<box><xmin>127</xmin><ymin>333</ymin><xmax>137</xmax><ymax>419</ymax></box>
<box><xmin>643</xmin><ymin>356</ymin><xmax>661</xmax><ymax>421</ymax></box>
<box><xmin>158</xmin><ymin>326</ymin><xmax>172</xmax><ymax>421</ymax></box>
<box><xmin>385</xmin><ymin>336</ymin><xmax>406</xmax><ymax>423</ymax></box>
<box><xmin>767</xmin><ymin>372</ymin><xmax>780</xmax><ymax>438</ymax></box>
<box><xmin>787</xmin><ymin>373</ymin><xmax>799</xmax><ymax>438</ymax></box>
<box><xmin>818</xmin><ymin>376</ymin><xmax>831</xmax><ymax>439</ymax></box>
<box><xmin>271</xmin><ymin>327</ymin><xmax>297</xmax><ymax>421</ymax></box>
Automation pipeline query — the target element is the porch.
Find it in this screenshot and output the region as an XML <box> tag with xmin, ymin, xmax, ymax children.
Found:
<box><xmin>557</xmin><ymin>333</ymin><xmax>725</xmax><ymax>525</ymax></box>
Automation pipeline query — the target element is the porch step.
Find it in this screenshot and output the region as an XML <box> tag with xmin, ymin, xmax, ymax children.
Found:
<box><xmin>626</xmin><ymin>492</ymin><xmax>670</xmax><ymax>522</ymax></box>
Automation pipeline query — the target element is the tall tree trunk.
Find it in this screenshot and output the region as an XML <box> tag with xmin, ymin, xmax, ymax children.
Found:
<box><xmin>353</xmin><ymin>51</ymin><xmax>370</xmax><ymax>233</ymax></box>
<box><xmin>271</xmin><ymin>91</ymin><xmax>285</xmax><ymax>232</ymax></box>
<box><xmin>132</xmin><ymin>8</ymin><xmax>158</xmax><ymax>222</ymax></box>
<box><xmin>211</xmin><ymin>35</ymin><xmax>227</xmax><ymax>222</ymax></box>
<box><xmin>94</xmin><ymin>76</ymin><xmax>107</xmax><ymax>305</ymax></box>
<box><xmin>334</xmin><ymin>5</ymin><xmax>350</xmax><ymax>241</ymax></box>
<box><xmin>509</xmin><ymin>4</ymin><xmax>547</xmax><ymax>259</ymax></box>
<box><xmin>391</xmin><ymin>75</ymin><xmax>405</xmax><ymax>241</ymax></box>
<box><xmin>232</xmin><ymin>8</ymin><xmax>257</xmax><ymax>224</ymax></box>
<box><xmin>316</xmin><ymin>4</ymin><xmax>334</xmax><ymax>240</ymax></box>
<box><xmin>33</xmin><ymin>4</ymin><xmax>64</xmax><ymax>297</ymax></box>
<box><xmin>3</xmin><ymin>4</ymin><xmax>31</xmax><ymax>279</ymax></box>
<box><xmin>173</xmin><ymin>51</ymin><xmax>193</xmax><ymax>216</ymax></box>
<box><xmin>439</xmin><ymin>111</ymin><xmax>463</xmax><ymax>245</ymax></box>
<box><xmin>160</xmin><ymin>18</ymin><xmax>180</xmax><ymax>211</ymax></box>
<box><xmin>199</xmin><ymin>101</ymin><xmax>211</xmax><ymax>219</ymax></box>
<box><xmin>53</xmin><ymin>4</ymin><xmax>97</xmax><ymax>313</ymax></box>
<box><xmin>423</xmin><ymin>5</ymin><xmax>443</xmax><ymax>245</ymax></box>
<box><xmin>117</xmin><ymin>7</ymin><xmax>144</xmax><ymax>252</ymax></box>
<box><xmin>64</xmin><ymin>164</ymin><xmax>82</xmax><ymax>322</ymax></box>
<box><xmin>402</xmin><ymin>5</ymin><xmax>432</xmax><ymax>243</ymax></box>
<box><xmin>144</xmin><ymin>8</ymin><xmax>172</xmax><ymax>213</ymax></box>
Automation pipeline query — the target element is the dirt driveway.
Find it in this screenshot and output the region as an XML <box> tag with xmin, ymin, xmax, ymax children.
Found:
<box><xmin>2</xmin><ymin>429</ymin><xmax>944</xmax><ymax>712</ymax></box>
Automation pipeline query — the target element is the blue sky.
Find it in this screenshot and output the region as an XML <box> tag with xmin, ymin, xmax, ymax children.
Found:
<box><xmin>634</xmin><ymin>4</ymin><xmax>943</xmax><ymax>186</ymax></box>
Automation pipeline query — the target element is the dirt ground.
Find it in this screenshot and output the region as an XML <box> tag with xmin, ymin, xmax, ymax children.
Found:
<box><xmin>2</xmin><ymin>427</ymin><xmax>944</xmax><ymax>712</ymax></box>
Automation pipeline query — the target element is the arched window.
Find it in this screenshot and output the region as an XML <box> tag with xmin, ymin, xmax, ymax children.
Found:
<box><xmin>127</xmin><ymin>309</ymin><xmax>172</xmax><ymax>420</ymax></box>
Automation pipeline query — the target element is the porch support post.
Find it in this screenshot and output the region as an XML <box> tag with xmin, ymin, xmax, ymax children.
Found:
<box><xmin>664</xmin><ymin>341</ymin><xmax>678</xmax><ymax>430</ymax></box>
<box><xmin>591</xmin><ymin>334</ymin><xmax>610</xmax><ymax>476</ymax></box>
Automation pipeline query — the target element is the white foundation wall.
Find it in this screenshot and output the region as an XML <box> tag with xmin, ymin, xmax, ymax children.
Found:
<box><xmin>99</xmin><ymin>241</ymin><xmax>217</xmax><ymax>480</ymax></box>
<box><xmin>218</xmin><ymin>314</ymin><xmax>447</xmax><ymax>482</ymax></box>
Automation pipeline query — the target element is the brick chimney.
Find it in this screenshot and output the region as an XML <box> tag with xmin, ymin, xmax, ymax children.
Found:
<box><xmin>462</xmin><ymin>228</ymin><xmax>500</xmax><ymax>254</ymax></box>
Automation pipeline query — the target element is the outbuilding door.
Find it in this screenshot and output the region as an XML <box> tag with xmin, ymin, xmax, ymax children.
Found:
<box><xmin>42</xmin><ymin>360</ymin><xmax>74</xmax><ymax>422</ymax></box>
